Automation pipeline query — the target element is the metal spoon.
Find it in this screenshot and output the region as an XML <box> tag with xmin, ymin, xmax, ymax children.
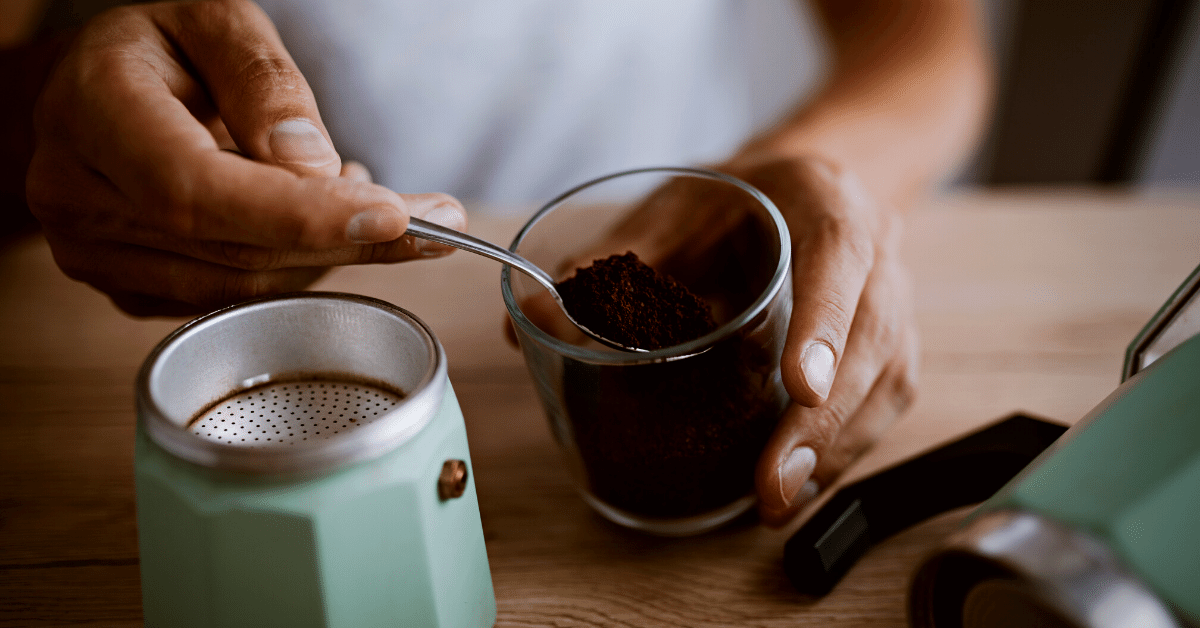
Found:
<box><xmin>405</xmin><ymin>217</ymin><xmax>647</xmax><ymax>352</ymax></box>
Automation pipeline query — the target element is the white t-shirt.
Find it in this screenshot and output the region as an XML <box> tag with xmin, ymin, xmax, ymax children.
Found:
<box><xmin>257</xmin><ymin>0</ymin><xmax>827</xmax><ymax>208</ymax></box>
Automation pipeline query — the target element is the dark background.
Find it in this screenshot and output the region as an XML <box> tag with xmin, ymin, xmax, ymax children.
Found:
<box><xmin>976</xmin><ymin>0</ymin><xmax>1199</xmax><ymax>187</ymax></box>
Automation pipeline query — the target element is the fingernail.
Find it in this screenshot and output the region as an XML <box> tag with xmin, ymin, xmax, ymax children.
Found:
<box><xmin>778</xmin><ymin>446</ymin><xmax>817</xmax><ymax>507</ymax></box>
<box><xmin>802</xmin><ymin>342</ymin><xmax>836</xmax><ymax>400</ymax></box>
<box><xmin>346</xmin><ymin>206</ymin><xmax>404</xmax><ymax>244</ymax></box>
<box><xmin>417</xmin><ymin>203</ymin><xmax>466</xmax><ymax>231</ymax></box>
<box><xmin>269</xmin><ymin>119</ymin><xmax>338</xmax><ymax>167</ymax></box>
<box><xmin>794</xmin><ymin>480</ymin><xmax>820</xmax><ymax>508</ymax></box>
<box><xmin>411</xmin><ymin>203</ymin><xmax>467</xmax><ymax>255</ymax></box>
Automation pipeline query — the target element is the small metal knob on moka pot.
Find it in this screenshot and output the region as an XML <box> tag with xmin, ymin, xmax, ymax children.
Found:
<box><xmin>439</xmin><ymin>459</ymin><xmax>469</xmax><ymax>500</ymax></box>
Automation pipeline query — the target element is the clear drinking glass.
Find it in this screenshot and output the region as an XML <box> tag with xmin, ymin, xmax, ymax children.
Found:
<box><xmin>502</xmin><ymin>167</ymin><xmax>793</xmax><ymax>536</ymax></box>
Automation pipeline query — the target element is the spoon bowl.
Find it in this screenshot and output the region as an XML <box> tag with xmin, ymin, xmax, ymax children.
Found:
<box><xmin>405</xmin><ymin>217</ymin><xmax>648</xmax><ymax>353</ymax></box>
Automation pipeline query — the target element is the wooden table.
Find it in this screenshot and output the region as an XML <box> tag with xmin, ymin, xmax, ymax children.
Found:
<box><xmin>1</xmin><ymin>190</ymin><xmax>1198</xmax><ymax>626</ymax></box>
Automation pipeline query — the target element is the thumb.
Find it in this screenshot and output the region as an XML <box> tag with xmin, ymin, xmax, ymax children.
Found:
<box><xmin>160</xmin><ymin>0</ymin><xmax>341</xmax><ymax>177</ymax></box>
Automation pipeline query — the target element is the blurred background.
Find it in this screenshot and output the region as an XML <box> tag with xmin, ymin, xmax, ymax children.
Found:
<box><xmin>4</xmin><ymin>0</ymin><xmax>1198</xmax><ymax>189</ymax></box>
<box><xmin>974</xmin><ymin>0</ymin><xmax>1199</xmax><ymax>188</ymax></box>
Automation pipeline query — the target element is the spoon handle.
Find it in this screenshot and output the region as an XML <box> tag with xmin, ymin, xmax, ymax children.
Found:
<box><xmin>405</xmin><ymin>217</ymin><xmax>558</xmax><ymax>294</ymax></box>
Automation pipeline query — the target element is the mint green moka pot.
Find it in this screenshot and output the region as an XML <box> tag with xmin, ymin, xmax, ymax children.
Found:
<box><xmin>911</xmin><ymin>264</ymin><xmax>1200</xmax><ymax>628</ymax></box>
<box><xmin>134</xmin><ymin>293</ymin><xmax>496</xmax><ymax>628</ymax></box>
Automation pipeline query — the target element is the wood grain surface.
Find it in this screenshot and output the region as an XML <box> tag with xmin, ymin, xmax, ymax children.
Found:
<box><xmin>1</xmin><ymin>190</ymin><xmax>1198</xmax><ymax>627</ymax></box>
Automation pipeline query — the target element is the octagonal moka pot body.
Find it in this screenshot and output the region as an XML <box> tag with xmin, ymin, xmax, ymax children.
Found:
<box><xmin>134</xmin><ymin>293</ymin><xmax>496</xmax><ymax>628</ymax></box>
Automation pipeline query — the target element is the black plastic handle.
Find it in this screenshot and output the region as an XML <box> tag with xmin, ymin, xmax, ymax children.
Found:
<box><xmin>782</xmin><ymin>413</ymin><xmax>1068</xmax><ymax>596</ymax></box>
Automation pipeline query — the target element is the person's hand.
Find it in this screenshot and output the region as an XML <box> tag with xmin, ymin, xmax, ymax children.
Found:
<box><xmin>512</xmin><ymin>156</ymin><xmax>918</xmax><ymax>527</ymax></box>
<box><xmin>25</xmin><ymin>0</ymin><xmax>465</xmax><ymax>316</ymax></box>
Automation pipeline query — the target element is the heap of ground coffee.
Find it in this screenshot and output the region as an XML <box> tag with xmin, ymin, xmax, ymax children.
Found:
<box><xmin>555</xmin><ymin>252</ymin><xmax>718</xmax><ymax>350</ymax></box>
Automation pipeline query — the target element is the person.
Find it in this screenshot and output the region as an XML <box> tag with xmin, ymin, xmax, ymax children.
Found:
<box><xmin>0</xmin><ymin>0</ymin><xmax>992</xmax><ymax>527</ymax></box>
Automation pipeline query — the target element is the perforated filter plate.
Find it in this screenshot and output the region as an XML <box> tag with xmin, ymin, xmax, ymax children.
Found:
<box><xmin>189</xmin><ymin>379</ymin><xmax>404</xmax><ymax>448</ymax></box>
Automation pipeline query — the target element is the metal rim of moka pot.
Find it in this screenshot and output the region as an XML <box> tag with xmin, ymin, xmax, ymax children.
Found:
<box><xmin>136</xmin><ymin>292</ymin><xmax>448</xmax><ymax>476</ymax></box>
<box><xmin>909</xmin><ymin>511</ymin><xmax>1182</xmax><ymax>628</ymax></box>
<box><xmin>501</xmin><ymin>165</ymin><xmax>792</xmax><ymax>365</ymax></box>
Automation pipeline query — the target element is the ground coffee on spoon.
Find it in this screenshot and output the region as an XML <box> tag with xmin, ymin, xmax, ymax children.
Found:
<box><xmin>556</xmin><ymin>252</ymin><xmax>717</xmax><ymax>350</ymax></box>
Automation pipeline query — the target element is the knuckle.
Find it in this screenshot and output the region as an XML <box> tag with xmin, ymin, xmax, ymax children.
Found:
<box><xmin>826</xmin><ymin>431</ymin><xmax>878</xmax><ymax>476</ymax></box>
<box><xmin>95</xmin><ymin>3</ymin><xmax>146</xmax><ymax>25</ymax></box>
<box><xmin>218</xmin><ymin>270</ymin><xmax>277</xmax><ymax>304</ymax></box>
<box><xmin>360</xmin><ymin>241</ymin><xmax>406</xmax><ymax>265</ymax></box>
<box><xmin>855</xmin><ymin>304</ymin><xmax>901</xmax><ymax>355</ymax></box>
<box><xmin>270</xmin><ymin>177</ymin><xmax>351</xmax><ymax>248</ymax></box>
<box><xmin>416</xmin><ymin>192</ymin><xmax>465</xmax><ymax>220</ymax></box>
<box><xmin>810</xmin><ymin>292</ymin><xmax>856</xmax><ymax>341</ymax></box>
<box><xmin>819</xmin><ymin>436</ymin><xmax>867</xmax><ymax>478</ymax></box>
<box><xmin>798</xmin><ymin>156</ymin><xmax>874</xmax><ymax>210</ymax></box>
<box><xmin>797</xmin><ymin>154</ymin><xmax>844</xmax><ymax>185</ymax></box>
<box><xmin>185</xmin><ymin>0</ymin><xmax>261</xmax><ymax>34</ymax></box>
<box><xmin>215</xmin><ymin>242</ymin><xmax>284</xmax><ymax>271</ymax></box>
<box><xmin>263</xmin><ymin>205</ymin><xmax>310</xmax><ymax>248</ymax></box>
<box><xmin>214</xmin><ymin>268</ymin><xmax>323</xmax><ymax>306</ymax></box>
<box><xmin>228</xmin><ymin>52</ymin><xmax>307</xmax><ymax>106</ymax></box>
<box><xmin>813</xmin><ymin>212</ymin><xmax>875</xmax><ymax>270</ymax></box>
<box><xmin>78</xmin><ymin>36</ymin><xmax>154</xmax><ymax>92</ymax></box>
<box><xmin>807</xmin><ymin>402</ymin><xmax>854</xmax><ymax>450</ymax></box>
<box><xmin>182</xmin><ymin>0</ymin><xmax>305</xmax><ymax>101</ymax></box>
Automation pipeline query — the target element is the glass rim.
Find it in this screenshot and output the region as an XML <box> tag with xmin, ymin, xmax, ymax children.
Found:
<box><xmin>501</xmin><ymin>166</ymin><xmax>792</xmax><ymax>365</ymax></box>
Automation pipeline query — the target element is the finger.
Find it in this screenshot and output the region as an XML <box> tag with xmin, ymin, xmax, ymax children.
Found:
<box><xmin>756</xmin><ymin>258</ymin><xmax>908</xmax><ymax>526</ymax></box>
<box><xmin>804</xmin><ymin>242</ymin><xmax>917</xmax><ymax>495</ymax></box>
<box><xmin>757</xmin><ymin>352</ymin><xmax>917</xmax><ymax>528</ymax></box>
<box><xmin>29</xmin><ymin>148</ymin><xmax>465</xmax><ymax>266</ymax></box>
<box><xmin>777</xmin><ymin>162</ymin><xmax>879</xmax><ymax>407</ymax></box>
<box><xmin>174</xmin><ymin>192</ymin><xmax>465</xmax><ymax>268</ymax></box>
<box><xmin>340</xmin><ymin>161</ymin><xmax>373</xmax><ymax>183</ymax></box>
<box><xmin>156</xmin><ymin>0</ymin><xmax>341</xmax><ymax>177</ymax></box>
<box><xmin>46</xmin><ymin>235</ymin><xmax>327</xmax><ymax>313</ymax></box>
<box><xmin>808</xmin><ymin>336</ymin><xmax>918</xmax><ymax>490</ymax></box>
<box><xmin>89</xmin><ymin>82</ymin><xmax>461</xmax><ymax>249</ymax></box>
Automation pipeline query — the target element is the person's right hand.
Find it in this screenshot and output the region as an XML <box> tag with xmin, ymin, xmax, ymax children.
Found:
<box><xmin>25</xmin><ymin>0</ymin><xmax>466</xmax><ymax>316</ymax></box>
